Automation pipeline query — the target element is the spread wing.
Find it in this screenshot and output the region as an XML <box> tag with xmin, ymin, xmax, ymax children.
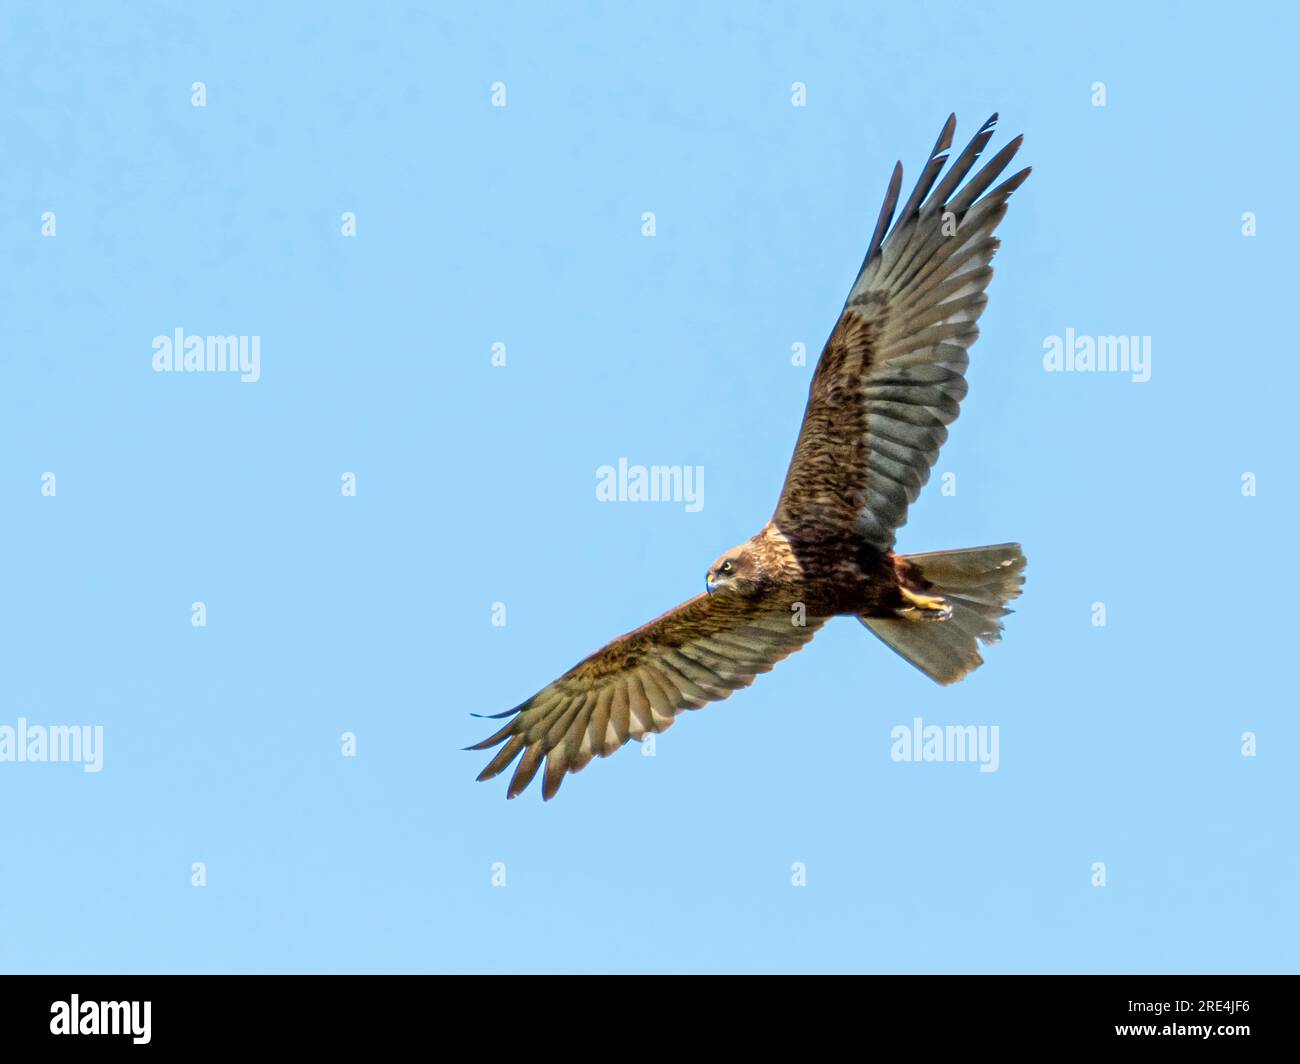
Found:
<box><xmin>470</xmin><ymin>594</ymin><xmax>825</xmax><ymax>800</ymax></box>
<box><xmin>774</xmin><ymin>113</ymin><xmax>1030</xmax><ymax>550</ymax></box>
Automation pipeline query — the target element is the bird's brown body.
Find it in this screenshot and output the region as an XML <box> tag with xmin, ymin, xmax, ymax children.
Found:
<box><xmin>472</xmin><ymin>113</ymin><xmax>1030</xmax><ymax>800</ymax></box>
<box><xmin>722</xmin><ymin>523</ymin><xmax>913</xmax><ymax>618</ymax></box>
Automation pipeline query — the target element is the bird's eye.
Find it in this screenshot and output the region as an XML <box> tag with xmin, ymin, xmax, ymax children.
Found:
<box><xmin>721</xmin><ymin>561</ymin><xmax>733</xmax><ymax>573</ymax></box>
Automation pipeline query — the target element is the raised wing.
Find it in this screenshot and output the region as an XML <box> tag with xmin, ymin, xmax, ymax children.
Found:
<box><xmin>774</xmin><ymin>113</ymin><xmax>1030</xmax><ymax>550</ymax></box>
<box><xmin>470</xmin><ymin>593</ymin><xmax>825</xmax><ymax>800</ymax></box>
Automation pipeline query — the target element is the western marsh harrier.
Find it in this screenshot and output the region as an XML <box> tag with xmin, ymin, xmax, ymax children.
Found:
<box><xmin>473</xmin><ymin>113</ymin><xmax>1029</xmax><ymax>799</ymax></box>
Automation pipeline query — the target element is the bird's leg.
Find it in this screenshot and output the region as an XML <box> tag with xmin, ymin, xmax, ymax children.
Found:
<box><xmin>896</xmin><ymin>586</ymin><xmax>952</xmax><ymax>621</ymax></box>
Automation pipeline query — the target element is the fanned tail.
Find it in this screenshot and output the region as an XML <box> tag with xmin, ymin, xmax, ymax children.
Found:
<box><xmin>862</xmin><ymin>543</ymin><xmax>1025</xmax><ymax>685</ymax></box>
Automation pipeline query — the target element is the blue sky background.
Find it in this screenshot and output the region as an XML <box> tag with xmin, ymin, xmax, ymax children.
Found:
<box><xmin>1</xmin><ymin>1</ymin><xmax>1295</xmax><ymax>973</ymax></box>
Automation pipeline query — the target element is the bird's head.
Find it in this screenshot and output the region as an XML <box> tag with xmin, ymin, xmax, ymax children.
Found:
<box><xmin>706</xmin><ymin>543</ymin><xmax>762</xmax><ymax>596</ymax></box>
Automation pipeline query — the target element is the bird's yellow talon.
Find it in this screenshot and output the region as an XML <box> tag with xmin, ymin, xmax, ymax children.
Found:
<box><xmin>898</xmin><ymin>587</ymin><xmax>952</xmax><ymax>621</ymax></box>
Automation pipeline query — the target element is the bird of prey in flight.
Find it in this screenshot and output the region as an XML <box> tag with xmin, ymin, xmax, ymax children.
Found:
<box><xmin>472</xmin><ymin>113</ymin><xmax>1029</xmax><ymax>800</ymax></box>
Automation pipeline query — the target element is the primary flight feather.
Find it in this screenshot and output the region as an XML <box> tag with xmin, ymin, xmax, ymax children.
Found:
<box><xmin>472</xmin><ymin>113</ymin><xmax>1030</xmax><ymax>800</ymax></box>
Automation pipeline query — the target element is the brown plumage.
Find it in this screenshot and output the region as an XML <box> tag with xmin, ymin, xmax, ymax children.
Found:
<box><xmin>471</xmin><ymin>113</ymin><xmax>1030</xmax><ymax>800</ymax></box>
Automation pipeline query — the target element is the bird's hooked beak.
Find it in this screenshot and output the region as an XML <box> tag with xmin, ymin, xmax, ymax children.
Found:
<box><xmin>705</xmin><ymin>572</ymin><xmax>715</xmax><ymax>595</ymax></box>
